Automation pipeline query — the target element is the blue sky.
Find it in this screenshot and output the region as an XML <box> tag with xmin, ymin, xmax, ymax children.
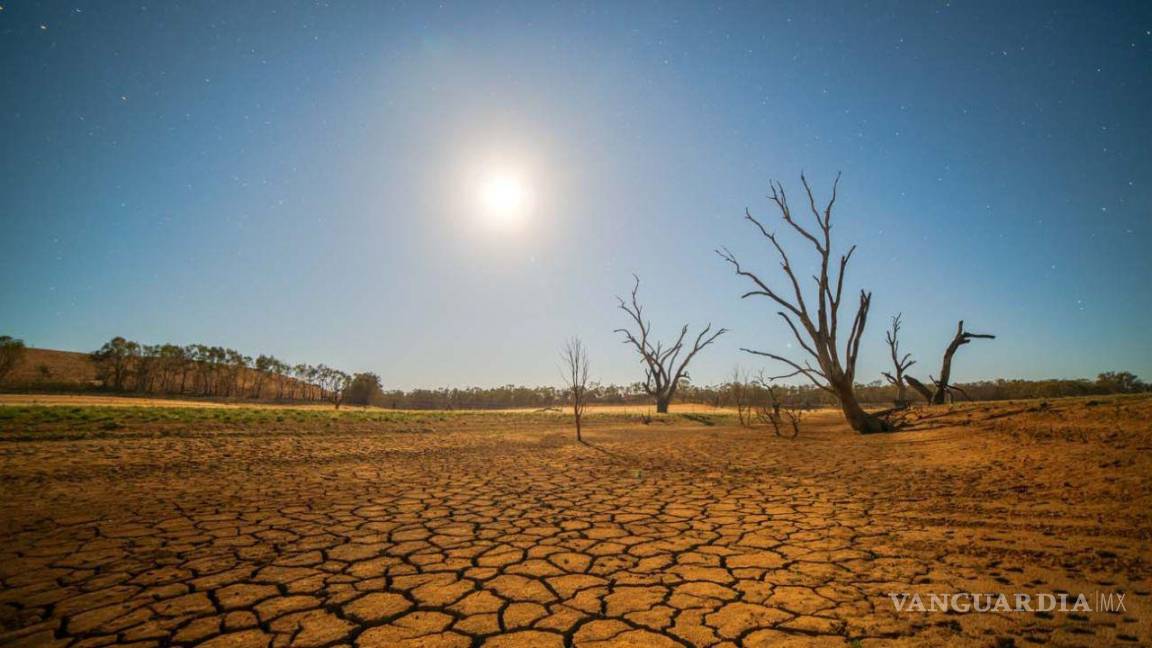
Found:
<box><xmin>1</xmin><ymin>1</ymin><xmax>1149</xmax><ymax>389</ymax></box>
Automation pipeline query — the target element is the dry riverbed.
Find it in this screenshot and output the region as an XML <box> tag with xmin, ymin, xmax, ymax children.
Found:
<box><xmin>0</xmin><ymin>396</ymin><xmax>1149</xmax><ymax>647</ymax></box>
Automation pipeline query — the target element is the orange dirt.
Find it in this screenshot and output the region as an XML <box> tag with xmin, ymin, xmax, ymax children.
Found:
<box><xmin>0</xmin><ymin>396</ymin><xmax>1149</xmax><ymax>647</ymax></box>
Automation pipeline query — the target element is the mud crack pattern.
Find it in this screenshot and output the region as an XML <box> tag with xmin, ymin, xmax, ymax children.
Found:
<box><xmin>1</xmin><ymin>405</ymin><xmax>1150</xmax><ymax>647</ymax></box>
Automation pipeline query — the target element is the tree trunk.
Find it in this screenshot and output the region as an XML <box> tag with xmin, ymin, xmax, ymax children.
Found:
<box><xmin>656</xmin><ymin>398</ymin><xmax>670</xmax><ymax>414</ymax></box>
<box><xmin>930</xmin><ymin>321</ymin><xmax>995</xmax><ymax>404</ymax></box>
<box><xmin>835</xmin><ymin>382</ymin><xmax>890</xmax><ymax>433</ymax></box>
<box><xmin>904</xmin><ymin>375</ymin><xmax>934</xmax><ymax>402</ymax></box>
<box><xmin>930</xmin><ymin>381</ymin><xmax>948</xmax><ymax>405</ymax></box>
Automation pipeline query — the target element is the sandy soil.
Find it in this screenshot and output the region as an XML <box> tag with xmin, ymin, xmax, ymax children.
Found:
<box><xmin>0</xmin><ymin>396</ymin><xmax>1149</xmax><ymax>647</ymax></box>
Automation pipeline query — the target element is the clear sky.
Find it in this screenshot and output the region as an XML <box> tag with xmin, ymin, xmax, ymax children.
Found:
<box><xmin>2</xmin><ymin>1</ymin><xmax>1149</xmax><ymax>389</ymax></box>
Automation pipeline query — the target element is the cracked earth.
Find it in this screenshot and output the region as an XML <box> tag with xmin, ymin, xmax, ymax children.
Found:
<box><xmin>0</xmin><ymin>397</ymin><xmax>1150</xmax><ymax>647</ymax></box>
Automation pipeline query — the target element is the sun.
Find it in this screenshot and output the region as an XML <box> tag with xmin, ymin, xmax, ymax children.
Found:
<box><xmin>477</xmin><ymin>171</ymin><xmax>531</xmax><ymax>229</ymax></box>
<box><xmin>482</xmin><ymin>174</ymin><xmax>526</xmax><ymax>212</ymax></box>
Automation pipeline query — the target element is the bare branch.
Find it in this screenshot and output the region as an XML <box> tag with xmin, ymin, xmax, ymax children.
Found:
<box><xmin>616</xmin><ymin>276</ymin><xmax>726</xmax><ymax>413</ymax></box>
<box><xmin>561</xmin><ymin>337</ymin><xmax>590</xmax><ymax>441</ymax></box>
<box><xmin>715</xmin><ymin>247</ymin><xmax>806</xmax><ymax>320</ymax></box>
<box><xmin>930</xmin><ymin>320</ymin><xmax>995</xmax><ymax>404</ymax></box>
<box><xmin>738</xmin><ymin>347</ymin><xmax>834</xmax><ymax>394</ymax></box>
<box><xmin>721</xmin><ymin>173</ymin><xmax>889</xmax><ymax>433</ymax></box>
<box><xmin>777</xmin><ymin>312</ymin><xmax>821</xmax><ymax>362</ymax></box>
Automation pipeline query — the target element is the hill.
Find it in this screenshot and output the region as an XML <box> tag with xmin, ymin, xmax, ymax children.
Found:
<box><xmin>3</xmin><ymin>348</ymin><xmax>98</xmax><ymax>388</ymax></box>
<box><xmin>0</xmin><ymin>347</ymin><xmax>318</xmax><ymax>402</ymax></box>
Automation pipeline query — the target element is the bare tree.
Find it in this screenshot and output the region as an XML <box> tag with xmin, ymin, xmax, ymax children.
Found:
<box><xmin>779</xmin><ymin>407</ymin><xmax>804</xmax><ymax>438</ymax></box>
<box><xmin>908</xmin><ymin>320</ymin><xmax>994</xmax><ymax>404</ymax></box>
<box><xmin>753</xmin><ymin>370</ymin><xmax>783</xmax><ymax>425</ymax></box>
<box><xmin>754</xmin><ymin>376</ymin><xmax>802</xmax><ymax>438</ymax></box>
<box><xmin>881</xmin><ymin>313</ymin><xmax>916</xmax><ymax>407</ymax></box>
<box><xmin>616</xmin><ymin>275</ymin><xmax>727</xmax><ymax>414</ymax></box>
<box><xmin>728</xmin><ymin>366</ymin><xmax>753</xmax><ymax>427</ymax></box>
<box><xmin>561</xmin><ymin>337</ymin><xmax>591</xmax><ymax>441</ymax></box>
<box><xmin>718</xmin><ymin>173</ymin><xmax>889</xmax><ymax>433</ymax></box>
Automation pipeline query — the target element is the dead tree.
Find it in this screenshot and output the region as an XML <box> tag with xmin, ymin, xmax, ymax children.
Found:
<box><xmin>616</xmin><ymin>275</ymin><xmax>727</xmax><ymax>414</ymax></box>
<box><xmin>561</xmin><ymin>337</ymin><xmax>590</xmax><ymax>442</ymax></box>
<box><xmin>904</xmin><ymin>375</ymin><xmax>935</xmax><ymax>402</ymax></box>
<box><xmin>780</xmin><ymin>407</ymin><xmax>804</xmax><ymax>438</ymax></box>
<box><xmin>718</xmin><ymin>173</ymin><xmax>890</xmax><ymax>433</ymax></box>
<box><xmin>930</xmin><ymin>320</ymin><xmax>994</xmax><ymax>404</ymax></box>
<box><xmin>728</xmin><ymin>367</ymin><xmax>753</xmax><ymax>427</ymax></box>
<box><xmin>754</xmin><ymin>377</ymin><xmax>801</xmax><ymax>438</ymax></box>
<box><xmin>753</xmin><ymin>371</ymin><xmax>783</xmax><ymax>424</ymax></box>
<box><xmin>881</xmin><ymin>313</ymin><xmax>916</xmax><ymax>407</ymax></box>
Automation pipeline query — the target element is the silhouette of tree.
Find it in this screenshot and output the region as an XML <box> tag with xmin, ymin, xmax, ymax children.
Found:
<box><xmin>906</xmin><ymin>320</ymin><xmax>995</xmax><ymax>404</ymax></box>
<box><xmin>561</xmin><ymin>337</ymin><xmax>591</xmax><ymax>441</ymax></box>
<box><xmin>882</xmin><ymin>313</ymin><xmax>916</xmax><ymax>406</ymax></box>
<box><xmin>718</xmin><ymin>173</ymin><xmax>889</xmax><ymax>433</ymax></box>
<box><xmin>615</xmin><ymin>275</ymin><xmax>727</xmax><ymax>414</ymax></box>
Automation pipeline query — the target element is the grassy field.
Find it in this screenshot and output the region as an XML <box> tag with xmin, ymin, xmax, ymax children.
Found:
<box><xmin>0</xmin><ymin>393</ymin><xmax>742</xmax><ymax>414</ymax></box>
<box><xmin>0</xmin><ymin>395</ymin><xmax>1149</xmax><ymax>647</ymax></box>
<box><xmin>0</xmin><ymin>401</ymin><xmax>734</xmax><ymax>442</ymax></box>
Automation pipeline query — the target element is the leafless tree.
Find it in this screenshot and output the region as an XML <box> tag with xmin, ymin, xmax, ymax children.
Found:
<box><xmin>728</xmin><ymin>366</ymin><xmax>753</xmax><ymax>427</ymax></box>
<box><xmin>881</xmin><ymin>313</ymin><xmax>916</xmax><ymax>407</ymax></box>
<box><xmin>907</xmin><ymin>320</ymin><xmax>995</xmax><ymax>404</ymax></box>
<box><xmin>561</xmin><ymin>337</ymin><xmax>590</xmax><ymax>441</ymax></box>
<box><xmin>616</xmin><ymin>275</ymin><xmax>727</xmax><ymax>414</ymax></box>
<box><xmin>780</xmin><ymin>407</ymin><xmax>804</xmax><ymax>438</ymax></box>
<box><xmin>717</xmin><ymin>173</ymin><xmax>889</xmax><ymax>433</ymax></box>
<box><xmin>753</xmin><ymin>371</ymin><xmax>783</xmax><ymax>425</ymax></box>
<box><xmin>754</xmin><ymin>375</ymin><xmax>802</xmax><ymax>438</ymax></box>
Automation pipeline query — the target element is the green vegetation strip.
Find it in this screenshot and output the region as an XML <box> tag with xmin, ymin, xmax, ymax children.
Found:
<box><xmin>0</xmin><ymin>405</ymin><xmax>730</xmax><ymax>441</ymax></box>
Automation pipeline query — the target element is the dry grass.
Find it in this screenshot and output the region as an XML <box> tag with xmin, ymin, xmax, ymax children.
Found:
<box><xmin>0</xmin><ymin>393</ymin><xmax>344</xmax><ymax>409</ymax></box>
<box><xmin>0</xmin><ymin>394</ymin><xmax>744</xmax><ymax>414</ymax></box>
<box><xmin>2</xmin><ymin>348</ymin><xmax>98</xmax><ymax>385</ymax></box>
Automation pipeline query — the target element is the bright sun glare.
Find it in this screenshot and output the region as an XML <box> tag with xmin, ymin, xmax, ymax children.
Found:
<box><xmin>478</xmin><ymin>172</ymin><xmax>530</xmax><ymax>229</ymax></box>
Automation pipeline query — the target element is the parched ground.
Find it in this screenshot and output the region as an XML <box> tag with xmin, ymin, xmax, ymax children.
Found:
<box><xmin>0</xmin><ymin>397</ymin><xmax>1149</xmax><ymax>647</ymax></box>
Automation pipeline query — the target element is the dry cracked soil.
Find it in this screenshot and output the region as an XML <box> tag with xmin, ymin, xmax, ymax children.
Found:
<box><xmin>0</xmin><ymin>397</ymin><xmax>1150</xmax><ymax>647</ymax></box>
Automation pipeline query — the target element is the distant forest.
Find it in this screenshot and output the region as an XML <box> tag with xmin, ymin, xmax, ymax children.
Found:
<box><xmin>0</xmin><ymin>335</ymin><xmax>1147</xmax><ymax>409</ymax></box>
<box><xmin>375</xmin><ymin>373</ymin><xmax>1149</xmax><ymax>410</ymax></box>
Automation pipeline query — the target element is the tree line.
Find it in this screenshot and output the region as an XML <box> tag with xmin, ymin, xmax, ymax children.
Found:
<box><xmin>345</xmin><ymin>372</ymin><xmax>1147</xmax><ymax>410</ymax></box>
<box><xmin>86</xmin><ymin>336</ymin><xmax>351</xmax><ymax>406</ymax></box>
<box><xmin>704</xmin><ymin>371</ymin><xmax>1148</xmax><ymax>409</ymax></box>
<box><xmin>0</xmin><ymin>334</ymin><xmax>1145</xmax><ymax>411</ymax></box>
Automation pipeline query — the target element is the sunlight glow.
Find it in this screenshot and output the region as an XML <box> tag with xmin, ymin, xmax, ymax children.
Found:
<box><xmin>477</xmin><ymin>171</ymin><xmax>531</xmax><ymax>229</ymax></box>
